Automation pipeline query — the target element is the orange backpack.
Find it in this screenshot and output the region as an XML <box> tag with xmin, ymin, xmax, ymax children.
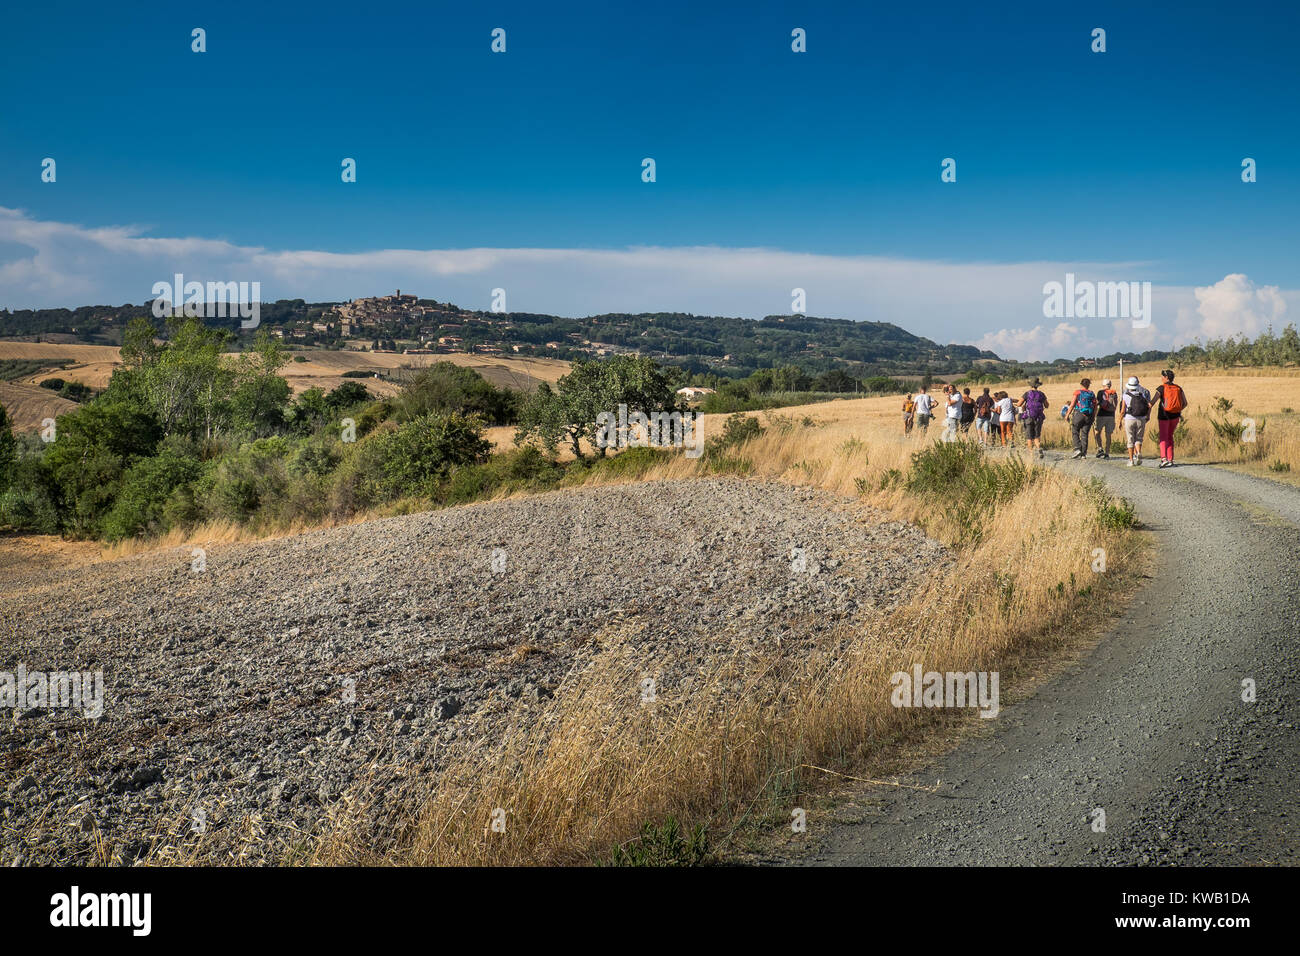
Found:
<box><xmin>1162</xmin><ymin>383</ymin><xmax>1186</xmax><ymax>415</ymax></box>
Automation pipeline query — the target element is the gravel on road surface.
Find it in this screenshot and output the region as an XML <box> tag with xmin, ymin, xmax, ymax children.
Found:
<box><xmin>784</xmin><ymin>453</ymin><xmax>1300</xmax><ymax>866</ymax></box>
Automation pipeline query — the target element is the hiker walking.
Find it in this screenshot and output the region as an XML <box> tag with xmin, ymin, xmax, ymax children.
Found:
<box><xmin>1064</xmin><ymin>377</ymin><xmax>1097</xmax><ymax>458</ymax></box>
<box><xmin>912</xmin><ymin>385</ymin><xmax>935</xmax><ymax>435</ymax></box>
<box><xmin>1120</xmin><ymin>376</ymin><xmax>1152</xmax><ymax>466</ymax></box>
<box><xmin>974</xmin><ymin>387</ymin><xmax>994</xmax><ymax>445</ymax></box>
<box><xmin>1092</xmin><ymin>379</ymin><xmax>1118</xmax><ymax>460</ymax></box>
<box><xmin>1151</xmin><ymin>369</ymin><xmax>1188</xmax><ymax>468</ymax></box>
<box><xmin>902</xmin><ymin>393</ymin><xmax>916</xmax><ymax>435</ymax></box>
<box><xmin>960</xmin><ymin>387</ymin><xmax>976</xmax><ymax>433</ymax></box>
<box><xmin>1016</xmin><ymin>378</ymin><xmax>1049</xmax><ymax>459</ymax></box>
<box><xmin>942</xmin><ymin>384</ymin><xmax>963</xmax><ymax>442</ymax></box>
<box><xmin>994</xmin><ymin>390</ymin><xmax>1016</xmax><ymax>446</ymax></box>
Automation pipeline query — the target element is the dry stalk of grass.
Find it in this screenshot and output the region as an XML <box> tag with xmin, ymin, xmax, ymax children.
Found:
<box><xmin>99</xmin><ymin>508</ymin><xmax>393</xmax><ymax>562</ymax></box>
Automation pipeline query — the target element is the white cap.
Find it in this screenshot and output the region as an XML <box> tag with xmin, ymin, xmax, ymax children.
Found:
<box><xmin>1127</xmin><ymin>376</ymin><xmax>1139</xmax><ymax>387</ymax></box>
<box><xmin>1102</xmin><ymin>379</ymin><xmax>1111</xmax><ymax>387</ymax></box>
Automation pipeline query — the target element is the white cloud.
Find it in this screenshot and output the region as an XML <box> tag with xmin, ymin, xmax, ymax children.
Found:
<box><xmin>0</xmin><ymin>207</ymin><xmax>1293</xmax><ymax>360</ymax></box>
<box><xmin>973</xmin><ymin>278</ymin><xmax>1295</xmax><ymax>360</ymax></box>
<box><xmin>974</xmin><ymin>322</ymin><xmax>1088</xmax><ymax>362</ymax></box>
<box><xmin>1172</xmin><ymin>273</ymin><xmax>1288</xmax><ymax>342</ymax></box>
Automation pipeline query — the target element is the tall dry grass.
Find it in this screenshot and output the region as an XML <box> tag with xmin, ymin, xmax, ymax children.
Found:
<box><xmin>98</xmin><ymin>514</ymin><xmax>371</xmax><ymax>561</ymax></box>
<box><xmin>313</xmin><ymin>411</ymin><xmax>1141</xmax><ymax>866</ymax></box>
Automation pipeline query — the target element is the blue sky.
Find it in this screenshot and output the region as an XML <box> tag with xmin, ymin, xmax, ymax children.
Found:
<box><xmin>2</xmin><ymin>0</ymin><xmax>1298</xmax><ymax>358</ymax></box>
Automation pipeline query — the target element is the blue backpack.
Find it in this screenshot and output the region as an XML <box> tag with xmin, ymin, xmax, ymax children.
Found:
<box><xmin>1076</xmin><ymin>389</ymin><xmax>1096</xmax><ymax>415</ymax></box>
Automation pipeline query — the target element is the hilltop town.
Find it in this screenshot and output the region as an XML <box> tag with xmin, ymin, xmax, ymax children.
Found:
<box><xmin>317</xmin><ymin>290</ymin><xmax>637</xmax><ymax>361</ymax></box>
<box><xmin>0</xmin><ymin>291</ymin><xmax>1010</xmax><ymax>379</ymax></box>
<box><xmin>0</xmin><ymin>291</ymin><xmax>1184</xmax><ymax>381</ymax></box>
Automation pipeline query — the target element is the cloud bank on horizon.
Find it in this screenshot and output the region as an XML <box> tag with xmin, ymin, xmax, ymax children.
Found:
<box><xmin>0</xmin><ymin>206</ymin><xmax>1290</xmax><ymax>363</ymax></box>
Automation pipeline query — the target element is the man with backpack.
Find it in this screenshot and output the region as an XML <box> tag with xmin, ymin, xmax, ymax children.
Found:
<box><xmin>1016</xmin><ymin>378</ymin><xmax>1049</xmax><ymax>459</ymax></box>
<box><xmin>1063</xmin><ymin>377</ymin><xmax>1097</xmax><ymax>459</ymax></box>
<box><xmin>1092</xmin><ymin>378</ymin><xmax>1118</xmax><ymax>460</ymax></box>
<box><xmin>1120</xmin><ymin>376</ymin><xmax>1152</xmax><ymax>466</ymax></box>
<box><xmin>1151</xmin><ymin>369</ymin><xmax>1188</xmax><ymax>468</ymax></box>
<box><xmin>974</xmin><ymin>387</ymin><xmax>994</xmax><ymax>445</ymax></box>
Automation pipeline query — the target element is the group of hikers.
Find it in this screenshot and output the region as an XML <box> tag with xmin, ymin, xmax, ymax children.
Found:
<box><xmin>901</xmin><ymin>369</ymin><xmax>1189</xmax><ymax>467</ymax></box>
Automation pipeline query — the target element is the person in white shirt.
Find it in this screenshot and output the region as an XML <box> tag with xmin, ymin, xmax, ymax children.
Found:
<box><xmin>1120</xmin><ymin>376</ymin><xmax>1152</xmax><ymax>466</ymax></box>
<box><xmin>912</xmin><ymin>386</ymin><xmax>936</xmax><ymax>434</ymax></box>
<box><xmin>995</xmin><ymin>391</ymin><xmax>1016</xmax><ymax>446</ymax></box>
<box><xmin>942</xmin><ymin>384</ymin><xmax>963</xmax><ymax>442</ymax></box>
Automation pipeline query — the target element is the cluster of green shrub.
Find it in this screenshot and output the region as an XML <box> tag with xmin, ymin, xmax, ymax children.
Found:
<box><xmin>0</xmin><ymin>318</ymin><xmax>528</xmax><ymax>541</ymax></box>
<box><xmin>903</xmin><ymin>439</ymin><xmax>1042</xmax><ymax>545</ymax></box>
<box><xmin>0</xmin><ymin>327</ymin><xmax>713</xmax><ymax>543</ymax></box>
<box><xmin>37</xmin><ymin>377</ymin><xmax>95</xmax><ymax>403</ymax></box>
<box><xmin>0</xmin><ymin>359</ymin><xmax>62</xmax><ymax>382</ymax></box>
<box><xmin>607</xmin><ymin>818</ymin><xmax>709</xmax><ymax>867</ymax></box>
<box><xmin>898</xmin><ymin>440</ymin><xmax>1136</xmax><ymax>544</ymax></box>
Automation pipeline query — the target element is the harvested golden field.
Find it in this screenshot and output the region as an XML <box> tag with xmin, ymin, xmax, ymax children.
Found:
<box><xmin>0</xmin><ymin>341</ymin><xmax>122</xmax><ymax>365</ymax></box>
<box><xmin>280</xmin><ymin>350</ymin><xmax>567</xmax><ymax>401</ymax></box>
<box><xmin>288</xmin><ymin>348</ymin><xmax>568</xmax><ymax>387</ymax></box>
<box><xmin>0</xmin><ymin>341</ymin><xmax>570</xmax><ymax>428</ymax></box>
<box><xmin>0</xmin><ymin>380</ymin><xmax>78</xmax><ymax>432</ymax></box>
<box><xmin>0</xmin><ymin>341</ymin><xmax>123</xmax><ymax>393</ymax></box>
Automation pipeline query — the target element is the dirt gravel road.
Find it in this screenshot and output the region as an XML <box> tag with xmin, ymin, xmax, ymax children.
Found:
<box><xmin>787</xmin><ymin>453</ymin><xmax>1300</xmax><ymax>866</ymax></box>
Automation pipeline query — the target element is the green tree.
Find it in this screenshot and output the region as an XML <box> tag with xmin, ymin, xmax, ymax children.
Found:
<box><xmin>101</xmin><ymin>437</ymin><xmax>204</xmax><ymax>540</ymax></box>
<box><xmin>516</xmin><ymin>356</ymin><xmax>680</xmax><ymax>459</ymax></box>
<box><xmin>0</xmin><ymin>401</ymin><xmax>16</xmax><ymax>491</ymax></box>
<box><xmin>772</xmin><ymin>365</ymin><xmax>812</xmax><ymax>392</ymax></box>
<box><xmin>142</xmin><ymin>317</ymin><xmax>232</xmax><ymax>439</ymax></box>
<box><xmin>202</xmin><ymin>437</ymin><xmax>292</xmax><ymax>522</ymax></box>
<box><xmin>0</xmin><ymin>454</ymin><xmax>60</xmax><ymax>533</ymax></box>
<box><xmin>325</xmin><ymin>381</ymin><xmax>373</xmax><ymax>411</ymax></box>
<box><xmin>289</xmin><ymin>387</ymin><xmax>331</xmax><ymax>434</ymax></box>
<box><xmin>1281</xmin><ymin>324</ymin><xmax>1300</xmax><ymax>365</ymax></box>
<box><xmin>372</xmin><ymin>413</ymin><xmax>492</xmax><ymax>497</ymax></box>
<box><xmin>813</xmin><ymin>368</ymin><xmax>859</xmax><ymax>392</ymax></box>
<box><xmin>120</xmin><ymin>317</ymin><xmax>163</xmax><ymax>369</ymax></box>
<box><xmin>44</xmin><ymin>399</ymin><xmax>163</xmax><ymax>536</ymax></box>
<box><xmin>393</xmin><ymin>362</ymin><xmax>517</xmax><ymax>425</ymax></box>
<box><xmin>230</xmin><ymin>329</ymin><xmax>291</xmax><ymax>436</ymax></box>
